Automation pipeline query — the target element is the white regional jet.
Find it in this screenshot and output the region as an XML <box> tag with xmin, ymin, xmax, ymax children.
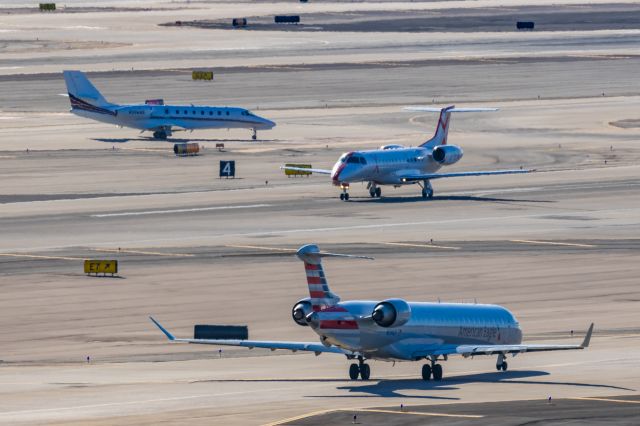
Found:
<box><xmin>150</xmin><ymin>244</ymin><xmax>593</xmax><ymax>381</ymax></box>
<box><xmin>283</xmin><ymin>106</ymin><xmax>531</xmax><ymax>200</ymax></box>
<box><xmin>63</xmin><ymin>70</ymin><xmax>275</xmax><ymax>140</ymax></box>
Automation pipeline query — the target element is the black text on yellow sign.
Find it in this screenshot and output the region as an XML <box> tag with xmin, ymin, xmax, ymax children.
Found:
<box><xmin>192</xmin><ymin>71</ymin><xmax>214</xmax><ymax>81</ymax></box>
<box><xmin>84</xmin><ymin>259</ymin><xmax>118</xmax><ymax>275</ymax></box>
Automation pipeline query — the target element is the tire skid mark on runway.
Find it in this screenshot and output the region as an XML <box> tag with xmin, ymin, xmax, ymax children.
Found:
<box><xmin>89</xmin><ymin>248</ymin><xmax>195</xmax><ymax>257</ymax></box>
<box><xmin>381</xmin><ymin>242</ymin><xmax>461</xmax><ymax>250</ymax></box>
<box><xmin>90</xmin><ymin>204</ymin><xmax>271</xmax><ymax>218</ymax></box>
<box><xmin>511</xmin><ymin>240</ymin><xmax>597</xmax><ymax>248</ymax></box>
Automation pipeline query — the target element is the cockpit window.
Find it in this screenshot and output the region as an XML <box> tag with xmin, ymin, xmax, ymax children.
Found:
<box><xmin>360</xmin><ymin>157</ymin><xmax>367</xmax><ymax>165</ymax></box>
<box><xmin>347</xmin><ymin>156</ymin><xmax>360</xmax><ymax>164</ymax></box>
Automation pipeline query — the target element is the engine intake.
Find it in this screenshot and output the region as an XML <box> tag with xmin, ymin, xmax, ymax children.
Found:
<box><xmin>432</xmin><ymin>145</ymin><xmax>463</xmax><ymax>165</ymax></box>
<box><xmin>291</xmin><ymin>299</ymin><xmax>313</xmax><ymax>326</ymax></box>
<box><xmin>371</xmin><ymin>299</ymin><xmax>411</xmax><ymax>328</ymax></box>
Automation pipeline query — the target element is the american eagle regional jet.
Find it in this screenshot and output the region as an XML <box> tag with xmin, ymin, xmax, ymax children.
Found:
<box><xmin>283</xmin><ymin>106</ymin><xmax>532</xmax><ymax>200</ymax></box>
<box><xmin>151</xmin><ymin>244</ymin><xmax>593</xmax><ymax>381</ymax></box>
<box><xmin>63</xmin><ymin>70</ymin><xmax>275</xmax><ymax>140</ymax></box>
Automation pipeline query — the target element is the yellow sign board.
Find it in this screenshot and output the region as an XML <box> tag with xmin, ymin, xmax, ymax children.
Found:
<box><xmin>192</xmin><ymin>71</ymin><xmax>214</xmax><ymax>81</ymax></box>
<box><xmin>284</xmin><ymin>164</ymin><xmax>312</xmax><ymax>176</ymax></box>
<box><xmin>84</xmin><ymin>259</ymin><xmax>118</xmax><ymax>275</ymax></box>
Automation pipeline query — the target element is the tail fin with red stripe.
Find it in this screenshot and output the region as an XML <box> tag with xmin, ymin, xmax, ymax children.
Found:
<box><xmin>297</xmin><ymin>244</ymin><xmax>340</xmax><ymax>311</ymax></box>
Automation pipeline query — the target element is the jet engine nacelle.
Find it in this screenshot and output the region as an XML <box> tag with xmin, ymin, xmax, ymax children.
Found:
<box><xmin>291</xmin><ymin>298</ymin><xmax>313</xmax><ymax>326</ymax></box>
<box><xmin>371</xmin><ymin>298</ymin><xmax>411</xmax><ymax>328</ymax></box>
<box><xmin>432</xmin><ymin>145</ymin><xmax>463</xmax><ymax>165</ymax></box>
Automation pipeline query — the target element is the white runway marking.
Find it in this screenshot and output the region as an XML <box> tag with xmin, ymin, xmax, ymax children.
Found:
<box><xmin>381</xmin><ymin>242</ymin><xmax>461</xmax><ymax>250</ymax></box>
<box><xmin>511</xmin><ymin>240</ymin><xmax>596</xmax><ymax>248</ymax></box>
<box><xmin>225</xmin><ymin>245</ymin><xmax>297</xmax><ymax>252</ymax></box>
<box><xmin>91</xmin><ymin>204</ymin><xmax>271</xmax><ymax>218</ymax></box>
<box><xmin>0</xmin><ymin>253</ymin><xmax>82</xmax><ymax>261</ymax></box>
<box><xmin>90</xmin><ymin>248</ymin><xmax>194</xmax><ymax>257</ymax></box>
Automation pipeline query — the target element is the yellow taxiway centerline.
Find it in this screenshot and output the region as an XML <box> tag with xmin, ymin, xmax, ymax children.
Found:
<box><xmin>0</xmin><ymin>253</ymin><xmax>83</xmax><ymax>261</ymax></box>
<box><xmin>510</xmin><ymin>240</ymin><xmax>596</xmax><ymax>248</ymax></box>
<box><xmin>570</xmin><ymin>397</ymin><xmax>640</xmax><ymax>404</ymax></box>
<box><xmin>265</xmin><ymin>407</ymin><xmax>483</xmax><ymax>425</ymax></box>
<box><xmin>381</xmin><ymin>242</ymin><xmax>461</xmax><ymax>250</ymax></box>
<box><xmin>356</xmin><ymin>408</ymin><xmax>483</xmax><ymax>418</ymax></box>
<box><xmin>90</xmin><ymin>248</ymin><xmax>194</xmax><ymax>257</ymax></box>
<box><xmin>225</xmin><ymin>245</ymin><xmax>297</xmax><ymax>252</ymax></box>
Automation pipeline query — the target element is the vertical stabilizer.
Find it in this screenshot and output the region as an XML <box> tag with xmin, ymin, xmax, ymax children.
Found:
<box><xmin>420</xmin><ymin>105</ymin><xmax>455</xmax><ymax>148</ymax></box>
<box><xmin>297</xmin><ymin>244</ymin><xmax>340</xmax><ymax>311</ymax></box>
<box><xmin>63</xmin><ymin>70</ymin><xmax>112</xmax><ymax>109</ymax></box>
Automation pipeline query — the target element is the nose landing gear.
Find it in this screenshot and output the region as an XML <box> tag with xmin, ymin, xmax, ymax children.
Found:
<box><xmin>339</xmin><ymin>183</ymin><xmax>350</xmax><ymax>201</ymax></box>
<box><xmin>251</xmin><ymin>128</ymin><xmax>257</xmax><ymax>140</ymax></box>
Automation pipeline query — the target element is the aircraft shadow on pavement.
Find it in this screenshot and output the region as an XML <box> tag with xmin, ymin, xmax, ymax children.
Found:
<box><xmin>315</xmin><ymin>370</ymin><xmax>633</xmax><ymax>399</ymax></box>
<box><xmin>353</xmin><ymin>195</ymin><xmax>553</xmax><ymax>204</ymax></box>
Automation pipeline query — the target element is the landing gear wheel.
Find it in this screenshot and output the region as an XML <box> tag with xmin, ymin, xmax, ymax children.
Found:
<box><xmin>359</xmin><ymin>363</ymin><xmax>370</xmax><ymax>380</ymax></box>
<box><xmin>421</xmin><ymin>364</ymin><xmax>432</xmax><ymax>380</ymax></box>
<box><xmin>153</xmin><ymin>130</ymin><xmax>168</xmax><ymax>140</ymax></box>
<box><xmin>344</xmin><ymin>193</ymin><xmax>350</xmax><ymax>201</ymax></box>
<box><xmin>349</xmin><ymin>363</ymin><xmax>359</xmax><ymax>380</ymax></box>
<box><xmin>432</xmin><ymin>364</ymin><xmax>443</xmax><ymax>381</ymax></box>
<box><xmin>252</xmin><ymin>129</ymin><xmax>257</xmax><ymax>140</ymax></box>
<box><xmin>501</xmin><ymin>361</ymin><xmax>508</xmax><ymax>372</ymax></box>
<box><xmin>369</xmin><ymin>189</ymin><xmax>376</xmax><ymax>198</ymax></box>
<box><xmin>422</xmin><ymin>188</ymin><xmax>433</xmax><ymax>199</ymax></box>
<box><xmin>375</xmin><ymin>188</ymin><xmax>382</xmax><ymax>198</ymax></box>
<box><xmin>340</xmin><ymin>193</ymin><xmax>345</xmax><ymax>201</ymax></box>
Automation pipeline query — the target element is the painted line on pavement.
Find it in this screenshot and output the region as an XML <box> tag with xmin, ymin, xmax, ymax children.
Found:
<box><xmin>381</xmin><ymin>242</ymin><xmax>460</xmax><ymax>250</ymax></box>
<box><xmin>0</xmin><ymin>253</ymin><xmax>82</xmax><ymax>261</ymax></box>
<box><xmin>511</xmin><ymin>239</ymin><xmax>596</xmax><ymax>248</ymax></box>
<box><xmin>90</xmin><ymin>248</ymin><xmax>194</xmax><ymax>257</ymax></box>
<box><xmin>570</xmin><ymin>397</ymin><xmax>640</xmax><ymax>404</ymax></box>
<box><xmin>91</xmin><ymin>204</ymin><xmax>271</xmax><ymax>218</ymax></box>
<box><xmin>358</xmin><ymin>408</ymin><xmax>483</xmax><ymax>418</ymax></box>
<box><xmin>225</xmin><ymin>245</ymin><xmax>297</xmax><ymax>252</ymax></box>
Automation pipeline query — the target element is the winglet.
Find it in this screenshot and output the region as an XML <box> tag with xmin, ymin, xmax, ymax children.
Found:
<box><xmin>149</xmin><ymin>316</ymin><xmax>175</xmax><ymax>341</ymax></box>
<box><xmin>581</xmin><ymin>323</ymin><xmax>594</xmax><ymax>348</ymax></box>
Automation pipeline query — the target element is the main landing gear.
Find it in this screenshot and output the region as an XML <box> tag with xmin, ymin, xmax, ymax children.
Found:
<box><xmin>419</xmin><ymin>179</ymin><xmax>434</xmax><ymax>199</ymax></box>
<box><xmin>496</xmin><ymin>353</ymin><xmax>508</xmax><ymax>372</ymax></box>
<box><xmin>422</xmin><ymin>356</ymin><xmax>444</xmax><ymax>381</ymax></box>
<box><xmin>152</xmin><ymin>129</ymin><xmax>168</xmax><ymax>140</ymax></box>
<box><xmin>252</xmin><ymin>128</ymin><xmax>257</xmax><ymax>140</ymax></box>
<box><xmin>339</xmin><ymin>183</ymin><xmax>350</xmax><ymax>201</ymax></box>
<box><xmin>367</xmin><ymin>182</ymin><xmax>382</xmax><ymax>198</ymax></box>
<box><xmin>349</xmin><ymin>357</ymin><xmax>370</xmax><ymax>380</ymax></box>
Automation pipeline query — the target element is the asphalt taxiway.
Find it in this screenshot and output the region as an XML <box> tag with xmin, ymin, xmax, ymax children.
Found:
<box><xmin>1</xmin><ymin>0</ymin><xmax>639</xmax><ymax>424</ymax></box>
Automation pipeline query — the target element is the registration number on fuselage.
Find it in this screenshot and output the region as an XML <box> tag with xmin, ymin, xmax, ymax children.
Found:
<box><xmin>458</xmin><ymin>326</ymin><xmax>498</xmax><ymax>339</ymax></box>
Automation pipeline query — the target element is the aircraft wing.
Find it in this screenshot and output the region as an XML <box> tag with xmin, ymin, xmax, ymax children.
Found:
<box><xmin>149</xmin><ymin>317</ymin><xmax>351</xmax><ymax>355</ymax></box>
<box><xmin>400</xmin><ymin>169</ymin><xmax>533</xmax><ymax>182</ymax></box>
<box><xmin>420</xmin><ymin>323</ymin><xmax>594</xmax><ymax>358</ymax></box>
<box><xmin>280</xmin><ymin>165</ymin><xmax>332</xmax><ymax>175</ymax></box>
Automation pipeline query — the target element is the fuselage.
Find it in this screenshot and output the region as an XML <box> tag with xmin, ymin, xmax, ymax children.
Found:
<box><xmin>310</xmin><ymin>301</ymin><xmax>522</xmax><ymax>361</ymax></box>
<box><xmin>71</xmin><ymin>103</ymin><xmax>275</xmax><ymax>131</ymax></box>
<box><xmin>330</xmin><ymin>146</ymin><xmax>449</xmax><ymax>186</ymax></box>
